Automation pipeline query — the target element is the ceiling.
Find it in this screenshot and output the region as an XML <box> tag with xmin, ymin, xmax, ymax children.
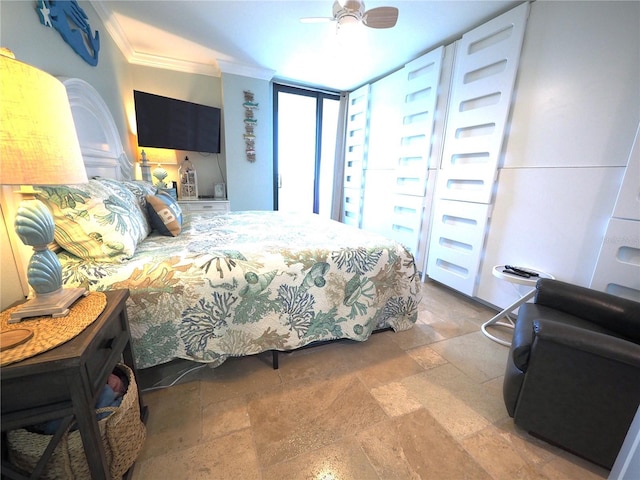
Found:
<box><xmin>91</xmin><ymin>0</ymin><xmax>522</xmax><ymax>92</ymax></box>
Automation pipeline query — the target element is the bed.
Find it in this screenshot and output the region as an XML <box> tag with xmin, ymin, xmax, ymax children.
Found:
<box><xmin>31</xmin><ymin>78</ymin><xmax>422</xmax><ymax>370</ymax></box>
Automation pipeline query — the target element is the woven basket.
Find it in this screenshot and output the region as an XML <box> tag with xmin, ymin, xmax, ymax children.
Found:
<box><xmin>7</xmin><ymin>364</ymin><xmax>146</xmax><ymax>479</ymax></box>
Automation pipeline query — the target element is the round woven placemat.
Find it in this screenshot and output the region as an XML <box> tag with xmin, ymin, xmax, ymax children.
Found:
<box><xmin>0</xmin><ymin>292</ymin><xmax>107</xmax><ymax>366</ymax></box>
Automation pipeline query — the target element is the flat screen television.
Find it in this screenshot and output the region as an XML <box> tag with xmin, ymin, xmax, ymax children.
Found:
<box><xmin>133</xmin><ymin>90</ymin><xmax>221</xmax><ymax>154</ymax></box>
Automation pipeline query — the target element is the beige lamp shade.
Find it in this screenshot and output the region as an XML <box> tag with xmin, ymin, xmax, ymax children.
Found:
<box><xmin>0</xmin><ymin>50</ymin><xmax>88</xmax><ymax>322</ymax></box>
<box><xmin>0</xmin><ymin>51</ymin><xmax>88</xmax><ymax>186</ymax></box>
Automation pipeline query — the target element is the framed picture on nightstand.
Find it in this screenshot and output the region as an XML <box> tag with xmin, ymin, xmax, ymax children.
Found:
<box><xmin>214</xmin><ymin>183</ymin><xmax>226</xmax><ymax>199</ymax></box>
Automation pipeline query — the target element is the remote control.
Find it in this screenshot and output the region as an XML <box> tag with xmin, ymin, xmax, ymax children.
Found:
<box><xmin>503</xmin><ymin>268</ymin><xmax>530</xmax><ymax>278</ymax></box>
<box><xmin>505</xmin><ymin>265</ymin><xmax>539</xmax><ymax>277</ymax></box>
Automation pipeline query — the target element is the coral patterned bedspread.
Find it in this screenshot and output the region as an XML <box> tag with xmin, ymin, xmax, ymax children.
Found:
<box><xmin>59</xmin><ymin>211</ymin><xmax>422</xmax><ymax>369</ymax></box>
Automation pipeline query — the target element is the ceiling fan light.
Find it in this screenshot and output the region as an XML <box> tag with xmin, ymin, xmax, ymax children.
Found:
<box><xmin>336</xmin><ymin>15</ymin><xmax>363</xmax><ymax>43</ymax></box>
<box><xmin>339</xmin><ymin>14</ymin><xmax>360</xmax><ymax>26</ymax></box>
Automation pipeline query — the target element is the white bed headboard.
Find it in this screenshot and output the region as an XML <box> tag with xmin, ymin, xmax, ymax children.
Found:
<box><xmin>62</xmin><ymin>77</ymin><xmax>133</xmax><ymax>180</ymax></box>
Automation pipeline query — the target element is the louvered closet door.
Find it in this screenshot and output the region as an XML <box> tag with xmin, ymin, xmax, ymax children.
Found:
<box><xmin>591</xmin><ymin>124</ymin><xmax>640</xmax><ymax>300</ymax></box>
<box><xmin>397</xmin><ymin>47</ymin><xmax>444</xmax><ymax>197</ymax></box>
<box><xmin>426</xmin><ymin>3</ymin><xmax>530</xmax><ymax>295</ymax></box>
<box><xmin>342</xmin><ymin>84</ymin><xmax>370</xmax><ymax>227</ymax></box>
<box><xmin>390</xmin><ymin>47</ymin><xmax>444</xmax><ymax>263</ymax></box>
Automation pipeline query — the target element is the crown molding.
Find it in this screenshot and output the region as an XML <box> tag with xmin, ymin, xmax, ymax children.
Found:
<box><xmin>91</xmin><ymin>0</ymin><xmax>219</xmax><ymax>76</ymax></box>
<box><xmin>129</xmin><ymin>51</ymin><xmax>221</xmax><ymax>77</ymax></box>
<box><xmin>90</xmin><ymin>1</ymin><xmax>135</xmax><ymax>60</ymax></box>
<box><xmin>217</xmin><ymin>60</ymin><xmax>275</xmax><ymax>81</ymax></box>
<box><xmin>90</xmin><ymin>1</ymin><xmax>273</xmax><ymax>80</ymax></box>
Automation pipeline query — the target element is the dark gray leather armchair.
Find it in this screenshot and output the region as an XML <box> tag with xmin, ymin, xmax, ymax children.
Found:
<box><xmin>503</xmin><ymin>278</ymin><xmax>640</xmax><ymax>469</ymax></box>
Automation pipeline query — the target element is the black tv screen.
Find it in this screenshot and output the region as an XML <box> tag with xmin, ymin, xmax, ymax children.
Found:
<box><xmin>134</xmin><ymin>90</ymin><xmax>221</xmax><ymax>154</ymax></box>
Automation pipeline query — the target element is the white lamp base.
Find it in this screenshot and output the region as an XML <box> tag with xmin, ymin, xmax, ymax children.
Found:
<box><xmin>9</xmin><ymin>287</ymin><xmax>88</xmax><ymax>323</ymax></box>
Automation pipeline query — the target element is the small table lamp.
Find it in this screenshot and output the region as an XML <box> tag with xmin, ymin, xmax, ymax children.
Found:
<box><xmin>0</xmin><ymin>50</ymin><xmax>89</xmax><ymax>322</ymax></box>
<box><xmin>139</xmin><ymin>149</ymin><xmax>152</xmax><ymax>183</ymax></box>
<box><xmin>152</xmin><ymin>164</ymin><xmax>169</xmax><ymax>188</ymax></box>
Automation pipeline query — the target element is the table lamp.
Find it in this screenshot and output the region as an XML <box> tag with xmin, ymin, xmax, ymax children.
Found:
<box><xmin>152</xmin><ymin>165</ymin><xmax>169</xmax><ymax>188</ymax></box>
<box><xmin>139</xmin><ymin>149</ymin><xmax>152</xmax><ymax>182</ymax></box>
<box><xmin>138</xmin><ymin>147</ymin><xmax>177</xmax><ymax>189</ymax></box>
<box><xmin>0</xmin><ymin>49</ymin><xmax>89</xmax><ymax>322</ymax></box>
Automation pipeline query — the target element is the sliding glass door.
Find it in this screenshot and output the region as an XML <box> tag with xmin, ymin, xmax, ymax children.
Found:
<box><xmin>273</xmin><ymin>84</ymin><xmax>340</xmax><ymax>217</ymax></box>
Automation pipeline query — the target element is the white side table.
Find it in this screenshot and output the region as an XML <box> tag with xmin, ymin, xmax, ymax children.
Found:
<box><xmin>481</xmin><ymin>265</ymin><xmax>554</xmax><ymax>346</ymax></box>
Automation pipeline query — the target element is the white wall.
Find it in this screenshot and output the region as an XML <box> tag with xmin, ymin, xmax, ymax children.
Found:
<box><xmin>222</xmin><ymin>73</ymin><xmax>274</xmax><ymax>211</ymax></box>
<box><xmin>362</xmin><ymin>69</ymin><xmax>404</xmax><ymax>232</ymax></box>
<box><xmin>476</xmin><ymin>0</ymin><xmax>640</xmax><ymax>308</ymax></box>
<box><xmin>0</xmin><ymin>204</ymin><xmax>25</xmax><ymax>310</ymax></box>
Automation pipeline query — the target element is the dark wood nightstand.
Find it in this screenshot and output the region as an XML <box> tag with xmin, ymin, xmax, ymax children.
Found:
<box><xmin>1</xmin><ymin>289</ymin><xmax>147</xmax><ymax>479</ymax></box>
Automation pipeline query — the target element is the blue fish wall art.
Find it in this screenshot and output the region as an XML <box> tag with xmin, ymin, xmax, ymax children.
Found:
<box><xmin>36</xmin><ymin>0</ymin><xmax>100</xmax><ymax>66</ymax></box>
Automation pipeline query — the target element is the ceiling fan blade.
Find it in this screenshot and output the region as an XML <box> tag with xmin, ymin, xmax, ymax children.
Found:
<box><xmin>300</xmin><ymin>16</ymin><xmax>335</xmax><ymax>24</ymax></box>
<box><xmin>362</xmin><ymin>6</ymin><xmax>398</xmax><ymax>29</ymax></box>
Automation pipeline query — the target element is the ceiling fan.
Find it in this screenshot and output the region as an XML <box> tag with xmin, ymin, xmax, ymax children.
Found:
<box><xmin>301</xmin><ymin>0</ymin><xmax>399</xmax><ymax>30</ymax></box>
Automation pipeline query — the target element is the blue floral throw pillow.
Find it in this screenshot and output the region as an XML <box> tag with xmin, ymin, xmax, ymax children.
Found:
<box><xmin>146</xmin><ymin>193</ymin><xmax>183</xmax><ymax>236</ymax></box>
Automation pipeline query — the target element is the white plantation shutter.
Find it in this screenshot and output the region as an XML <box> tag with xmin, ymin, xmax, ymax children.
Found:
<box><xmin>357</xmin><ymin>48</ymin><xmax>444</xmax><ymax>266</ymax></box>
<box><xmin>342</xmin><ymin>84</ymin><xmax>370</xmax><ymax>227</ymax></box>
<box><xmin>427</xmin><ymin>3</ymin><xmax>530</xmax><ymax>295</ymax></box>
<box><xmin>381</xmin><ymin>47</ymin><xmax>444</xmax><ymax>263</ymax></box>
<box><xmin>396</xmin><ymin>47</ymin><xmax>443</xmax><ymax>197</ymax></box>
<box><xmin>591</xmin><ymin>124</ymin><xmax>640</xmax><ymax>300</ymax></box>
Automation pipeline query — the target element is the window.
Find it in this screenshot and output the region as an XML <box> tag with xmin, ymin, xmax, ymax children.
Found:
<box><xmin>273</xmin><ymin>84</ymin><xmax>341</xmax><ymax>216</ymax></box>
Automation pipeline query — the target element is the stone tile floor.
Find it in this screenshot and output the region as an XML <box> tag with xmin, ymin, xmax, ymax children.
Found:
<box><xmin>132</xmin><ymin>279</ymin><xmax>610</xmax><ymax>479</ymax></box>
